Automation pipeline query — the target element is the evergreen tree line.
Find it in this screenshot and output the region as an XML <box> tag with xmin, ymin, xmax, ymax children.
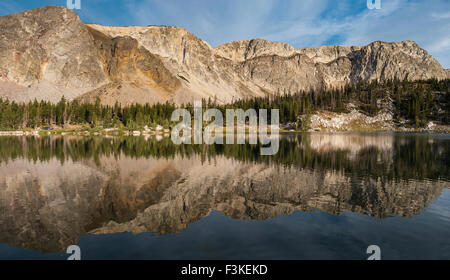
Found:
<box><xmin>0</xmin><ymin>97</ymin><xmax>177</xmax><ymax>130</ymax></box>
<box><xmin>0</xmin><ymin>78</ymin><xmax>448</xmax><ymax>130</ymax></box>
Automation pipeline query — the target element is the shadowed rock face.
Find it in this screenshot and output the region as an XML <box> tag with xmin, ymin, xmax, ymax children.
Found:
<box><xmin>0</xmin><ymin>134</ymin><xmax>447</xmax><ymax>253</ymax></box>
<box><xmin>79</xmin><ymin>27</ymin><xmax>182</xmax><ymax>105</ymax></box>
<box><xmin>0</xmin><ymin>6</ymin><xmax>448</xmax><ymax>105</ymax></box>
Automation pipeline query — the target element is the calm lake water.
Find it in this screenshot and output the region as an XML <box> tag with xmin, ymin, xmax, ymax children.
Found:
<box><xmin>0</xmin><ymin>133</ymin><xmax>449</xmax><ymax>260</ymax></box>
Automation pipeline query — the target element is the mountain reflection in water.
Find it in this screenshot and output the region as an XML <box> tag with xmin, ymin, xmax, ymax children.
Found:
<box><xmin>0</xmin><ymin>133</ymin><xmax>449</xmax><ymax>258</ymax></box>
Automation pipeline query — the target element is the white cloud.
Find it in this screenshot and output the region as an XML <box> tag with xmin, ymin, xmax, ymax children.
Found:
<box><xmin>431</xmin><ymin>11</ymin><xmax>450</xmax><ymax>20</ymax></box>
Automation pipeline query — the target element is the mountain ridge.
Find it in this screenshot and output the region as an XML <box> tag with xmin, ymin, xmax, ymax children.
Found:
<box><xmin>0</xmin><ymin>6</ymin><xmax>448</xmax><ymax>105</ymax></box>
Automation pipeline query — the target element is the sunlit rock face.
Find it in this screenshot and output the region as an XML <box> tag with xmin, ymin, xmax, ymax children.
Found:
<box><xmin>0</xmin><ymin>6</ymin><xmax>448</xmax><ymax>105</ymax></box>
<box><xmin>215</xmin><ymin>39</ymin><xmax>297</xmax><ymax>62</ymax></box>
<box><xmin>81</xmin><ymin>24</ymin><xmax>267</xmax><ymax>105</ymax></box>
<box><xmin>0</xmin><ymin>134</ymin><xmax>447</xmax><ymax>253</ymax></box>
<box><xmin>0</xmin><ymin>6</ymin><xmax>109</xmax><ymax>102</ymax></box>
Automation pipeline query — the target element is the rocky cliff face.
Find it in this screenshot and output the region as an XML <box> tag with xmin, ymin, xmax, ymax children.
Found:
<box><xmin>215</xmin><ymin>39</ymin><xmax>296</xmax><ymax>62</ymax></box>
<box><xmin>0</xmin><ymin>6</ymin><xmax>108</xmax><ymax>103</ymax></box>
<box><xmin>0</xmin><ymin>6</ymin><xmax>448</xmax><ymax>105</ymax></box>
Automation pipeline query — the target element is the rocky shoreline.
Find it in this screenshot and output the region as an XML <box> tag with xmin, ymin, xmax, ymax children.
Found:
<box><xmin>0</xmin><ymin>125</ymin><xmax>448</xmax><ymax>137</ymax></box>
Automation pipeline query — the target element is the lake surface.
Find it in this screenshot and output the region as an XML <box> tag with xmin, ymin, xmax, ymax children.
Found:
<box><xmin>0</xmin><ymin>133</ymin><xmax>449</xmax><ymax>260</ymax></box>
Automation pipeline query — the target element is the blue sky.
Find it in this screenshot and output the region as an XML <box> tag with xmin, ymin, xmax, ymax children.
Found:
<box><xmin>1</xmin><ymin>0</ymin><xmax>449</xmax><ymax>68</ymax></box>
